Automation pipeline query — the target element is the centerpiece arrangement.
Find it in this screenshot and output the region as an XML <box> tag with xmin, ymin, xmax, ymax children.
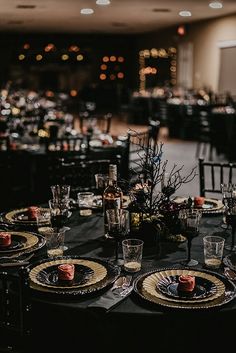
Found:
<box><xmin>125</xmin><ymin>129</ymin><xmax>197</xmax><ymax>247</ymax></box>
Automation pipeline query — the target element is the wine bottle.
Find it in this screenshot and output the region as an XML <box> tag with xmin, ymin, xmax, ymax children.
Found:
<box><xmin>103</xmin><ymin>164</ymin><xmax>123</xmax><ymax>238</ymax></box>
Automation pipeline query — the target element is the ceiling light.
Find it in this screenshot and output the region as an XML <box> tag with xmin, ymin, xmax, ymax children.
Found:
<box><xmin>179</xmin><ymin>10</ymin><xmax>192</xmax><ymax>17</ymax></box>
<box><xmin>209</xmin><ymin>2</ymin><xmax>223</xmax><ymax>9</ymax></box>
<box><xmin>96</xmin><ymin>0</ymin><xmax>111</xmax><ymax>5</ymax></box>
<box><xmin>80</xmin><ymin>8</ymin><xmax>94</xmax><ymax>15</ymax></box>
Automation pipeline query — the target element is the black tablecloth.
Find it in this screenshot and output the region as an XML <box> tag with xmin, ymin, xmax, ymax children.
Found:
<box><xmin>29</xmin><ymin>211</ymin><xmax>234</xmax><ymax>353</ymax></box>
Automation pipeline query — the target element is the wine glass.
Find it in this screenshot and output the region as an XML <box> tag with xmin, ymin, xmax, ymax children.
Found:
<box><xmin>221</xmin><ymin>183</ymin><xmax>233</xmax><ymax>230</ymax></box>
<box><xmin>48</xmin><ymin>199</ymin><xmax>72</xmax><ymax>250</ymax></box>
<box><xmin>106</xmin><ymin>209</ymin><xmax>130</xmax><ymax>264</ymax></box>
<box><xmin>50</xmin><ymin>184</ymin><xmax>71</xmax><ymax>202</ymax></box>
<box><xmin>178</xmin><ymin>209</ymin><xmax>202</xmax><ymax>266</ymax></box>
<box><xmin>224</xmin><ymin>203</ymin><xmax>236</xmax><ymax>251</ymax></box>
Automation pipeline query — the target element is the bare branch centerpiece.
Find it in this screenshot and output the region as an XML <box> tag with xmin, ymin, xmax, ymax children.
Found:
<box><xmin>125</xmin><ymin>129</ymin><xmax>197</xmax><ymax>247</ymax></box>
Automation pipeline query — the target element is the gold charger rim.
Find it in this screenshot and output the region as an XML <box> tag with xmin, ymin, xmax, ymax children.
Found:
<box><xmin>29</xmin><ymin>258</ymin><xmax>107</xmax><ymax>290</ymax></box>
<box><xmin>0</xmin><ymin>231</ymin><xmax>39</xmax><ymax>254</ymax></box>
<box><xmin>4</xmin><ymin>207</ymin><xmax>50</xmax><ymax>225</ymax></box>
<box><xmin>134</xmin><ymin>267</ymin><xmax>236</xmax><ymax>310</ymax></box>
<box><xmin>143</xmin><ymin>268</ymin><xmax>225</xmax><ymax>304</ymax></box>
<box><xmin>173</xmin><ymin>197</ymin><xmax>223</xmax><ymax>213</ymax></box>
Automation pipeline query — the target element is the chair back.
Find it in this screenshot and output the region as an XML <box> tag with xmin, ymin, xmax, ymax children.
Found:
<box><xmin>79</xmin><ymin>113</ymin><xmax>112</xmax><ymax>135</ymax></box>
<box><xmin>53</xmin><ymin>158</ymin><xmax>113</xmax><ymax>197</ymax></box>
<box><xmin>0</xmin><ymin>267</ymin><xmax>31</xmax><ymax>352</ymax></box>
<box><xmin>125</xmin><ymin>123</ymin><xmax>159</xmax><ymax>182</ymax></box>
<box><xmin>198</xmin><ymin>158</ymin><xmax>236</xmax><ymax>197</ymax></box>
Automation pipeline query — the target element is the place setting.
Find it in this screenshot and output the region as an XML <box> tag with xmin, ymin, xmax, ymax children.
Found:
<box><xmin>173</xmin><ymin>195</ymin><xmax>224</xmax><ymax>215</ymax></box>
<box><xmin>133</xmin><ymin>229</ymin><xmax>236</xmax><ymax>310</ymax></box>
<box><xmin>0</xmin><ymin>229</ymin><xmax>46</xmax><ymax>263</ymax></box>
<box><xmin>1</xmin><ymin>206</ymin><xmax>51</xmax><ymax>228</ymax></box>
<box><xmin>28</xmin><ymin>255</ymin><xmax>121</xmax><ymax>297</ymax></box>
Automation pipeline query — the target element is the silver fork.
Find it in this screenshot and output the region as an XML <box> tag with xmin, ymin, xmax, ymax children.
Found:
<box><xmin>120</xmin><ymin>275</ymin><xmax>133</xmax><ymax>297</ymax></box>
<box><xmin>224</xmin><ymin>267</ymin><xmax>236</xmax><ymax>281</ymax></box>
<box><xmin>111</xmin><ymin>276</ymin><xmax>126</xmax><ymax>291</ymax></box>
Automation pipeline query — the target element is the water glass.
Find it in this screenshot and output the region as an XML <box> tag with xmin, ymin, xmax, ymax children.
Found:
<box><xmin>48</xmin><ymin>199</ymin><xmax>71</xmax><ymax>230</ymax></box>
<box><xmin>203</xmin><ymin>235</ymin><xmax>225</xmax><ymax>269</ymax></box>
<box><xmin>44</xmin><ymin>228</ymin><xmax>65</xmax><ymax>258</ymax></box>
<box><xmin>77</xmin><ymin>192</ymin><xmax>94</xmax><ymax>216</ymax></box>
<box><xmin>122</xmin><ymin>238</ymin><xmax>143</xmax><ymax>273</ymax></box>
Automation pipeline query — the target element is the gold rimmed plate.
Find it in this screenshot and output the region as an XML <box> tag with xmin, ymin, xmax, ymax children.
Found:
<box><xmin>143</xmin><ymin>268</ymin><xmax>225</xmax><ymax>304</ymax></box>
<box><xmin>30</xmin><ymin>257</ymin><xmax>107</xmax><ymax>290</ymax></box>
<box><xmin>173</xmin><ymin>197</ymin><xmax>224</xmax><ymax>215</ymax></box>
<box><xmin>29</xmin><ymin>256</ymin><xmax>120</xmax><ymax>295</ymax></box>
<box><xmin>134</xmin><ymin>267</ymin><xmax>236</xmax><ymax>310</ymax></box>
<box><xmin>0</xmin><ymin>231</ymin><xmax>40</xmax><ymax>254</ymax></box>
<box><xmin>3</xmin><ymin>207</ymin><xmax>50</xmax><ymax>226</ymax></box>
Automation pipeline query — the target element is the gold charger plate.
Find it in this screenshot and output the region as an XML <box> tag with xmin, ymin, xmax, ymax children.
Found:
<box><xmin>143</xmin><ymin>268</ymin><xmax>225</xmax><ymax>304</ymax></box>
<box><xmin>4</xmin><ymin>207</ymin><xmax>50</xmax><ymax>225</ymax></box>
<box><xmin>173</xmin><ymin>197</ymin><xmax>224</xmax><ymax>214</ymax></box>
<box><xmin>29</xmin><ymin>256</ymin><xmax>120</xmax><ymax>296</ymax></box>
<box><xmin>0</xmin><ymin>231</ymin><xmax>39</xmax><ymax>254</ymax></box>
<box><xmin>134</xmin><ymin>267</ymin><xmax>236</xmax><ymax>310</ymax></box>
<box><xmin>29</xmin><ymin>257</ymin><xmax>107</xmax><ymax>290</ymax></box>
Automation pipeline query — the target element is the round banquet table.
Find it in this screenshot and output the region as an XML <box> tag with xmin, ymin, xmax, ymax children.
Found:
<box><xmin>22</xmin><ymin>210</ymin><xmax>236</xmax><ymax>353</ymax></box>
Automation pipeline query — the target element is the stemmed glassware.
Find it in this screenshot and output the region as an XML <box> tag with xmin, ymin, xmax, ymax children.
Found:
<box><xmin>221</xmin><ymin>183</ymin><xmax>236</xmax><ymax>251</ymax></box>
<box><xmin>106</xmin><ymin>209</ymin><xmax>130</xmax><ymax>264</ymax></box>
<box><xmin>50</xmin><ymin>185</ymin><xmax>71</xmax><ymax>202</ymax></box>
<box><xmin>221</xmin><ymin>183</ymin><xmax>233</xmax><ymax>230</ymax></box>
<box><xmin>49</xmin><ymin>185</ymin><xmax>72</xmax><ymax>251</ymax></box>
<box><xmin>178</xmin><ymin>209</ymin><xmax>202</xmax><ymax>266</ymax></box>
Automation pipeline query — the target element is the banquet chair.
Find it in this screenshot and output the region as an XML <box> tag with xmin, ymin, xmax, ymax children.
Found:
<box><xmin>79</xmin><ymin>112</ymin><xmax>112</xmax><ymax>135</ymax></box>
<box><xmin>54</xmin><ymin>158</ymin><xmax>113</xmax><ymax>197</ymax></box>
<box><xmin>0</xmin><ymin>267</ymin><xmax>32</xmax><ymax>353</ymax></box>
<box><xmin>125</xmin><ymin>122</ymin><xmax>159</xmax><ymax>183</ymax></box>
<box><xmin>195</xmin><ymin>111</ymin><xmax>214</xmax><ymax>160</ymax></box>
<box><xmin>198</xmin><ymin>158</ymin><xmax>236</xmax><ymax>197</ymax></box>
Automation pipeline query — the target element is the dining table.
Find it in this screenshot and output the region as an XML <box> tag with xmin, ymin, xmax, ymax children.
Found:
<box><xmin>1</xmin><ymin>202</ymin><xmax>236</xmax><ymax>353</ymax></box>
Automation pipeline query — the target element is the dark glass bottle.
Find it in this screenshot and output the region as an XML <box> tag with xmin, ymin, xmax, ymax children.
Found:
<box><xmin>103</xmin><ymin>164</ymin><xmax>123</xmax><ymax>238</ymax></box>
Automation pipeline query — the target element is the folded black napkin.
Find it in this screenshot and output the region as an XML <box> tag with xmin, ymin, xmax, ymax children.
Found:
<box><xmin>87</xmin><ymin>286</ymin><xmax>133</xmax><ymax>312</ymax></box>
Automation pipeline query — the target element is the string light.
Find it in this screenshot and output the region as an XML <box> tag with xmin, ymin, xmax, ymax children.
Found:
<box><xmin>36</xmin><ymin>54</ymin><xmax>43</xmax><ymax>61</ymax></box>
<box><xmin>139</xmin><ymin>47</ymin><xmax>177</xmax><ymax>91</ymax></box>
<box><xmin>18</xmin><ymin>54</ymin><xmax>25</xmax><ymax>60</ymax></box>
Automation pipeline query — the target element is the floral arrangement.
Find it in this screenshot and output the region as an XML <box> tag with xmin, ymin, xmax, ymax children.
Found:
<box><xmin>125</xmin><ymin>129</ymin><xmax>197</xmax><ymax>242</ymax></box>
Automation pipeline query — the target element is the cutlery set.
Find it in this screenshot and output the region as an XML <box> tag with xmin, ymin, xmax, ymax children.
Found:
<box><xmin>111</xmin><ymin>275</ymin><xmax>133</xmax><ymax>296</ymax></box>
